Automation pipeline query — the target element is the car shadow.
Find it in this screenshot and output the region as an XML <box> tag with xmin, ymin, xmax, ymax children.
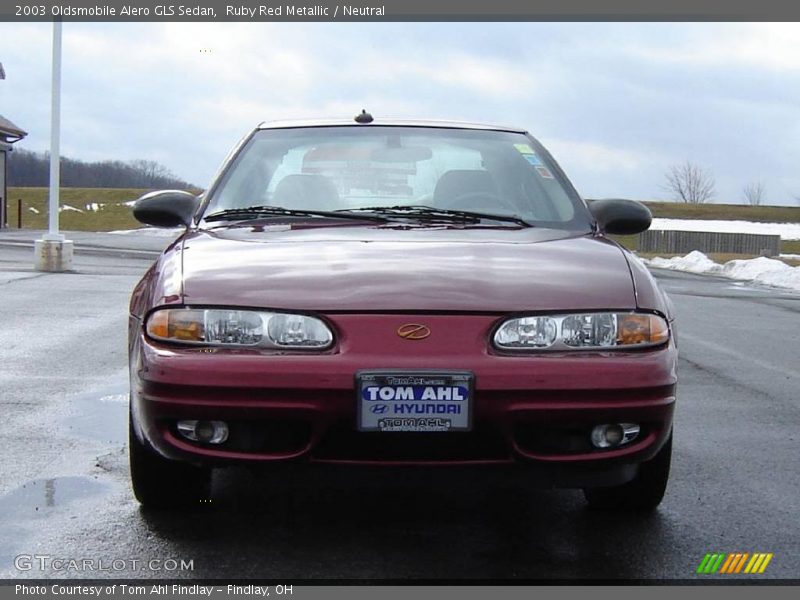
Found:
<box><xmin>137</xmin><ymin>465</ymin><xmax>679</xmax><ymax>580</ymax></box>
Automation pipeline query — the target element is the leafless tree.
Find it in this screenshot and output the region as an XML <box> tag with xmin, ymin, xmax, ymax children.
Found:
<box><xmin>663</xmin><ymin>161</ymin><xmax>716</xmax><ymax>204</ymax></box>
<box><xmin>8</xmin><ymin>149</ymin><xmax>193</xmax><ymax>189</ymax></box>
<box><xmin>129</xmin><ymin>159</ymin><xmax>172</xmax><ymax>183</ymax></box>
<box><xmin>742</xmin><ymin>181</ymin><xmax>766</xmax><ymax>206</ymax></box>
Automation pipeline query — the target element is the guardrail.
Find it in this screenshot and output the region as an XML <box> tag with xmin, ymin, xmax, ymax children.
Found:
<box><xmin>638</xmin><ymin>230</ymin><xmax>780</xmax><ymax>257</ymax></box>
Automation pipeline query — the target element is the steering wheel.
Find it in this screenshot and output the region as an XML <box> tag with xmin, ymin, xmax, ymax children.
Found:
<box><xmin>436</xmin><ymin>191</ymin><xmax>518</xmax><ymax>213</ymax></box>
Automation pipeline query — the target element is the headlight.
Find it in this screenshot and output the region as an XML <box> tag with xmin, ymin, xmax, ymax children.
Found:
<box><xmin>494</xmin><ymin>312</ymin><xmax>668</xmax><ymax>351</ymax></box>
<box><xmin>146</xmin><ymin>308</ymin><xmax>334</xmax><ymax>349</ymax></box>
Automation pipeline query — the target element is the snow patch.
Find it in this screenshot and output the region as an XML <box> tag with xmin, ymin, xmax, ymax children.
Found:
<box><xmin>60</xmin><ymin>204</ymin><xmax>84</xmax><ymax>213</ymax></box>
<box><xmin>108</xmin><ymin>227</ymin><xmax>183</xmax><ymax>237</ymax></box>
<box><xmin>644</xmin><ymin>251</ymin><xmax>800</xmax><ymax>291</ymax></box>
<box><xmin>647</xmin><ymin>250</ymin><xmax>722</xmax><ymax>275</ymax></box>
<box><xmin>650</xmin><ymin>218</ymin><xmax>800</xmax><ymax>241</ymax></box>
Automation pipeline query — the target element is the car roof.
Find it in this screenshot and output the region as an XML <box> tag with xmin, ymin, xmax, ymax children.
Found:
<box><xmin>256</xmin><ymin>118</ymin><xmax>528</xmax><ymax>134</ymax></box>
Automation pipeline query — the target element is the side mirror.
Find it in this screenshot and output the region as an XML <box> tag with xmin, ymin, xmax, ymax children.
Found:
<box><xmin>589</xmin><ymin>199</ymin><xmax>652</xmax><ymax>235</ymax></box>
<box><xmin>133</xmin><ymin>190</ymin><xmax>200</xmax><ymax>228</ymax></box>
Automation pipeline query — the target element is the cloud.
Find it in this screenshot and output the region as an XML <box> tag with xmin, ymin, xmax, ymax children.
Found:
<box><xmin>1</xmin><ymin>22</ymin><xmax>799</xmax><ymax>204</ymax></box>
<box><xmin>624</xmin><ymin>23</ymin><xmax>800</xmax><ymax>72</ymax></box>
<box><xmin>547</xmin><ymin>139</ymin><xmax>647</xmax><ymax>173</ymax></box>
<box><xmin>352</xmin><ymin>52</ymin><xmax>536</xmax><ymax>99</ymax></box>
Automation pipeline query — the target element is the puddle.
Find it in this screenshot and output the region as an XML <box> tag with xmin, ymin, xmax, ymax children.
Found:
<box><xmin>0</xmin><ymin>477</ymin><xmax>108</xmax><ymax>575</ymax></box>
<box><xmin>0</xmin><ymin>377</ymin><xmax>129</xmax><ymax>575</ymax></box>
<box><xmin>0</xmin><ymin>477</ymin><xmax>106</xmax><ymax>518</ymax></box>
<box><xmin>99</xmin><ymin>394</ymin><xmax>128</xmax><ymax>404</ymax></box>
<box><xmin>65</xmin><ymin>384</ymin><xmax>128</xmax><ymax>445</ymax></box>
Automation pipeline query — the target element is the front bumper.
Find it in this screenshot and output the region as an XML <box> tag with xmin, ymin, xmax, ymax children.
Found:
<box><xmin>129</xmin><ymin>313</ymin><xmax>677</xmax><ymax>485</ymax></box>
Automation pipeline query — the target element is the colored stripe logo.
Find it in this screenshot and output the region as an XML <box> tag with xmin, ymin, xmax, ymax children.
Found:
<box><xmin>696</xmin><ymin>552</ymin><xmax>773</xmax><ymax>574</ymax></box>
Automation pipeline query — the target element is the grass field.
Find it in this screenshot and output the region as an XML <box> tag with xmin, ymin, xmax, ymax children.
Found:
<box><xmin>6</xmin><ymin>187</ymin><xmax>148</xmax><ymax>232</ymax></box>
<box><xmin>629</xmin><ymin>200</ymin><xmax>800</xmax><ymax>223</ymax></box>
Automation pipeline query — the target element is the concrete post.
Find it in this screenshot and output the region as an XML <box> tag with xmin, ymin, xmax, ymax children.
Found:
<box><xmin>35</xmin><ymin>21</ymin><xmax>73</xmax><ymax>272</ymax></box>
<box><xmin>34</xmin><ymin>238</ymin><xmax>74</xmax><ymax>271</ymax></box>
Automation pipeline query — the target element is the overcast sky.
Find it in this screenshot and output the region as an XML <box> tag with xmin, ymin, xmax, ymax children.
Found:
<box><xmin>1</xmin><ymin>22</ymin><xmax>799</xmax><ymax>205</ymax></box>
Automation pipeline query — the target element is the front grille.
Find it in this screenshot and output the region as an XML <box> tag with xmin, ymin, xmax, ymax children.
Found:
<box><xmin>312</xmin><ymin>424</ymin><xmax>511</xmax><ymax>462</ymax></box>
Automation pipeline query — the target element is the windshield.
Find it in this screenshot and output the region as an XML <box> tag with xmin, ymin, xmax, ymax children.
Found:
<box><xmin>203</xmin><ymin>126</ymin><xmax>592</xmax><ymax>229</ymax></box>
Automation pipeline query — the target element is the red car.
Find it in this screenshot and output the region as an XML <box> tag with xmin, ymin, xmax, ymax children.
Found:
<box><xmin>129</xmin><ymin>115</ymin><xmax>677</xmax><ymax>509</ymax></box>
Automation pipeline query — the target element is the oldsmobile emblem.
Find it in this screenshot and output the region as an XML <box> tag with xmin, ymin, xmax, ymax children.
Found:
<box><xmin>396</xmin><ymin>324</ymin><xmax>431</xmax><ymax>340</ymax></box>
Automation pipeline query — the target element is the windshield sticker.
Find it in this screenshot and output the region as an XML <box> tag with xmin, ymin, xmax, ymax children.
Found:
<box><xmin>535</xmin><ymin>166</ymin><xmax>554</xmax><ymax>179</ymax></box>
<box><xmin>523</xmin><ymin>154</ymin><xmax>543</xmax><ymax>166</ymax></box>
<box><xmin>514</xmin><ymin>143</ymin><xmax>535</xmax><ymax>155</ymax></box>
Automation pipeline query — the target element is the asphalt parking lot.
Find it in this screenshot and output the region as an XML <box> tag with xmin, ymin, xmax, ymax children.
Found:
<box><xmin>0</xmin><ymin>232</ymin><xmax>798</xmax><ymax>581</ymax></box>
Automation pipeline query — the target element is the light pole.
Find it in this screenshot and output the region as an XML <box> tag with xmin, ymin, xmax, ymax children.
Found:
<box><xmin>35</xmin><ymin>20</ymin><xmax>73</xmax><ymax>271</ymax></box>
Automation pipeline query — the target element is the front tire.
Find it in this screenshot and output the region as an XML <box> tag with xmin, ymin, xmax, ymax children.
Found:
<box><xmin>129</xmin><ymin>417</ymin><xmax>211</xmax><ymax>508</ymax></box>
<box><xmin>583</xmin><ymin>432</ymin><xmax>672</xmax><ymax>511</ymax></box>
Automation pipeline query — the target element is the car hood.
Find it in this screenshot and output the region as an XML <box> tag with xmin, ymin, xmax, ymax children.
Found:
<box><xmin>177</xmin><ymin>224</ymin><xmax>636</xmax><ymax>312</ymax></box>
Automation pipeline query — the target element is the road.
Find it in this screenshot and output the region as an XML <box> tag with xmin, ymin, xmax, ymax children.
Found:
<box><xmin>0</xmin><ymin>234</ymin><xmax>798</xmax><ymax>581</ymax></box>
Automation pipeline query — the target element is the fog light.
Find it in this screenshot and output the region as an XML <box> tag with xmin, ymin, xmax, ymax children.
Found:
<box><xmin>590</xmin><ymin>423</ymin><xmax>640</xmax><ymax>448</ymax></box>
<box><xmin>177</xmin><ymin>420</ymin><xmax>229</xmax><ymax>444</ymax></box>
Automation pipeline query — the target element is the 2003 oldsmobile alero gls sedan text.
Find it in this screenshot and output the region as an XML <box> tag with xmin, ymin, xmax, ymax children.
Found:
<box><xmin>128</xmin><ymin>113</ymin><xmax>677</xmax><ymax>509</ymax></box>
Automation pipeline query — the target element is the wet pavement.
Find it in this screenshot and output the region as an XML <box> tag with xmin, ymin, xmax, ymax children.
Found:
<box><xmin>0</xmin><ymin>236</ymin><xmax>798</xmax><ymax>581</ymax></box>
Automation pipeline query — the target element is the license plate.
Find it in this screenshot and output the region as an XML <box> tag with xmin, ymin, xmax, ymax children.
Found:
<box><xmin>357</xmin><ymin>371</ymin><xmax>473</xmax><ymax>432</ymax></box>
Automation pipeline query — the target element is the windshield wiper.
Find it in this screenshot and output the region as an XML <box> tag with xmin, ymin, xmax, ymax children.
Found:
<box><xmin>203</xmin><ymin>205</ymin><xmax>389</xmax><ymax>223</ymax></box>
<box><xmin>335</xmin><ymin>205</ymin><xmax>532</xmax><ymax>227</ymax></box>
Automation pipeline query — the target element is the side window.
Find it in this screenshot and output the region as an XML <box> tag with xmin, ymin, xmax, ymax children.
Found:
<box><xmin>265</xmin><ymin>149</ymin><xmax>307</xmax><ymax>199</ymax></box>
<box><xmin>214</xmin><ymin>145</ymin><xmax>280</xmax><ymax>209</ymax></box>
<box><xmin>411</xmin><ymin>145</ymin><xmax>484</xmax><ymax>200</ymax></box>
<box><xmin>430</xmin><ymin>145</ymin><xmax>484</xmax><ymax>177</ymax></box>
